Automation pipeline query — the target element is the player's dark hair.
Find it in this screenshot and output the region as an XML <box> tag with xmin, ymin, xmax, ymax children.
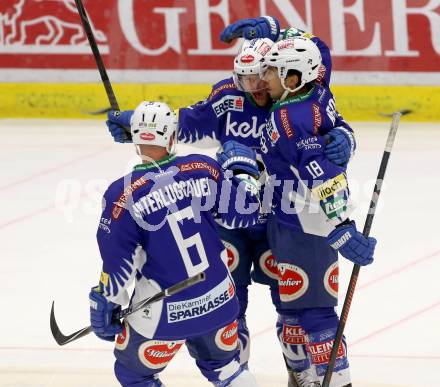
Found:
<box><xmin>286</xmin><ymin>69</ymin><xmax>302</xmax><ymax>89</ymax></box>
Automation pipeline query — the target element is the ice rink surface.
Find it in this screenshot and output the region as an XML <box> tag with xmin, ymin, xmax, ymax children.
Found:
<box><xmin>0</xmin><ymin>119</ymin><xmax>439</xmax><ymax>387</ymax></box>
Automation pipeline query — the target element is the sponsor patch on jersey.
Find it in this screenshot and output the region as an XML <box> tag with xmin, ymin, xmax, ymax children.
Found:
<box><xmin>312</xmin><ymin>104</ymin><xmax>321</xmax><ymax>135</ymax></box>
<box><xmin>209</xmin><ymin>82</ymin><xmax>236</xmax><ymax>100</ymax></box>
<box><xmin>316</xmin><ymin>65</ymin><xmax>327</xmax><ymax>85</ymax></box>
<box><xmin>138</xmin><ymin>340</ymin><xmax>184</xmax><ymax>369</ymax></box>
<box><xmin>115</xmin><ymin>321</ymin><xmax>130</xmax><ymax>351</ymax></box>
<box><xmin>296</xmin><ymin>136</ymin><xmax>322</xmax><ymax>151</ymax></box>
<box><xmin>112</xmin><ymin>176</ymin><xmax>149</xmax><ymax>220</ymax></box>
<box><xmin>178</xmin><ymin>161</ymin><xmax>220</xmax><ymax>181</ymax></box>
<box><xmin>226</xmin><ymin>113</ymin><xmax>265</xmax><ymax>139</ymax></box>
<box><xmin>212</xmin><ymin>95</ymin><xmax>245</xmax><ymax>117</ymax></box>
<box><xmin>322</xmin><ymin>195</ymin><xmax>347</xmax><ymax>219</ymax></box>
<box><xmin>279</xmin><ymin>108</ymin><xmax>294</xmax><ymax>139</ymax></box>
<box><xmin>259</xmin><ymin>250</ymin><xmax>279</xmax><ymax>280</ymax></box>
<box><xmin>222</xmin><ymin>240</ymin><xmax>239</xmax><ymax>272</ymax></box>
<box><xmin>324</xmin><ymin>262</ymin><xmax>338</xmax><ymax>298</ymax></box>
<box><xmin>140</xmin><ymin>132</ymin><xmax>156</xmax><ymax>141</ymax></box>
<box><xmin>215</xmin><ymin>320</ymin><xmax>238</xmax><ymax>351</ymax></box>
<box><xmin>282</xmin><ymin>324</ymin><xmax>307</xmax><ymax>345</ymax></box>
<box><xmin>311</xmin><ymin>174</ymin><xmax>348</xmax><ymax>201</ymax></box>
<box><xmin>308</xmin><ymin>339</ymin><xmax>345</xmax><ymax>365</ymax></box>
<box><xmin>278</xmin><ymin>263</ymin><xmax>309</xmax><ymax>302</ymax></box>
<box><xmin>167</xmin><ymin>277</ymin><xmax>234</xmax><ymax>323</ymax></box>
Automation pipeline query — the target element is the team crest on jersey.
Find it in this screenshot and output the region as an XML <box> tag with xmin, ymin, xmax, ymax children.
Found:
<box><xmin>266</xmin><ymin>119</ymin><xmax>280</xmax><ymax>145</ymax></box>
<box><xmin>115</xmin><ymin>322</ymin><xmax>130</xmax><ymax>351</ymax></box>
<box><xmin>259</xmin><ymin>250</ymin><xmax>279</xmax><ymax>280</ymax></box>
<box><xmin>282</xmin><ymin>324</ymin><xmax>307</xmax><ymax>345</ymax></box>
<box><xmin>324</xmin><ymin>262</ymin><xmax>338</xmax><ymax>298</ymax></box>
<box><xmin>212</xmin><ymin>95</ymin><xmax>244</xmax><ymax>117</ymax></box>
<box><xmin>138</xmin><ymin>340</ymin><xmax>184</xmax><ymax>369</ymax></box>
<box><xmin>222</xmin><ymin>240</ymin><xmax>239</xmax><ymax>272</ymax></box>
<box><xmin>278</xmin><ymin>263</ymin><xmax>309</xmax><ymax>302</ymax></box>
<box><xmin>215</xmin><ymin>321</ymin><xmax>238</xmax><ymax>351</ymax></box>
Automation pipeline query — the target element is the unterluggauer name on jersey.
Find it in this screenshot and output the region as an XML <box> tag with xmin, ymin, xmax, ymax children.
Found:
<box><xmin>132</xmin><ymin>177</ymin><xmax>211</xmax><ymax>217</ymax></box>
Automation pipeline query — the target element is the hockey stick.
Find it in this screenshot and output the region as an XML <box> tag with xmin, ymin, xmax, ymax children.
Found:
<box><xmin>322</xmin><ymin>112</ymin><xmax>401</xmax><ymax>387</ymax></box>
<box><xmin>50</xmin><ymin>272</ymin><xmax>205</xmax><ymax>346</ymax></box>
<box><xmin>73</xmin><ymin>0</ymin><xmax>131</xmax><ymax>140</ymax></box>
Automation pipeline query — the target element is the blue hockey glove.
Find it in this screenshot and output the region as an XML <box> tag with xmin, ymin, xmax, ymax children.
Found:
<box><xmin>324</xmin><ymin>127</ymin><xmax>356</xmax><ymax>167</ymax></box>
<box><xmin>106</xmin><ymin>110</ymin><xmax>134</xmax><ymax>143</ymax></box>
<box><xmin>89</xmin><ymin>286</ymin><xmax>123</xmax><ymax>342</ymax></box>
<box><xmin>327</xmin><ymin>221</ymin><xmax>376</xmax><ymax>266</ymax></box>
<box><xmin>220</xmin><ymin>16</ymin><xmax>280</xmax><ymax>43</ymax></box>
<box><xmin>216</xmin><ymin>140</ymin><xmax>260</xmax><ymax>178</ymax></box>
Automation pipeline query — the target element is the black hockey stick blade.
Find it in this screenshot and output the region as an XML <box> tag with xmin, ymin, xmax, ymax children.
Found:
<box><xmin>50</xmin><ymin>272</ymin><xmax>205</xmax><ymax>346</ymax></box>
<box><xmin>82</xmin><ymin>106</ymin><xmax>113</xmax><ymax>115</ymax></box>
<box><xmin>379</xmin><ymin>109</ymin><xmax>412</xmax><ymax>117</ymax></box>
<box><xmin>50</xmin><ymin>301</ymin><xmax>93</xmax><ymax>346</ymax></box>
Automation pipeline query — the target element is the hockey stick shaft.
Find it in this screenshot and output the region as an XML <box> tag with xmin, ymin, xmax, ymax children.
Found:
<box><xmin>50</xmin><ymin>272</ymin><xmax>205</xmax><ymax>346</ymax></box>
<box><xmin>322</xmin><ymin>112</ymin><xmax>401</xmax><ymax>387</ymax></box>
<box><xmin>73</xmin><ymin>0</ymin><xmax>131</xmax><ymax>139</ymax></box>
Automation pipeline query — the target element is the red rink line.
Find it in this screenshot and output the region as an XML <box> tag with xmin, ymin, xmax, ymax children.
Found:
<box><xmin>0</xmin><ymin>146</ymin><xmax>112</xmax><ymax>192</ymax></box>
<box><xmin>350</xmin><ymin>299</ymin><xmax>440</xmax><ymax>347</ymax></box>
<box><xmin>0</xmin><ymin>204</ymin><xmax>55</xmax><ymax>229</ymax></box>
<box><xmin>357</xmin><ymin>249</ymin><xmax>440</xmax><ymax>290</ymax></box>
<box><xmin>350</xmin><ymin>354</ymin><xmax>440</xmax><ymax>360</ymax></box>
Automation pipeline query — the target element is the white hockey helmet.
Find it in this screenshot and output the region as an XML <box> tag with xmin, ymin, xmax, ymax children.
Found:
<box><xmin>260</xmin><ymin>37</ymin><xmax>322</xmax><ymax>100</ymax></box>
<box><xmin>130</xmin><ymin>101</ymin><xmax>177</xmax><ymax>153</ymax></box>
<box><xmin>233</xmin><ymin>38</ymin><xmax>274</xmax><ymax>92</ymax></box>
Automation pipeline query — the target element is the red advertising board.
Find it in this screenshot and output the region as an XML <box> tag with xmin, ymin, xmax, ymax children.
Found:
<box><xmin>0</xmin><ymin>0</ymin><xmax>439</xmax><ymax>75</ymax></box>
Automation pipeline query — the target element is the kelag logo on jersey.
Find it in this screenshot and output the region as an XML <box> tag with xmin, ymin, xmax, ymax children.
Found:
<box><xmin>212</xmin><ymin>95</ymin><xmax>244</xmax><ymax>117</ymax></box>
<box><xmin>167</xmin><ymin>277</ymin><xmax>234</xmax><ymax>323</ymax></box>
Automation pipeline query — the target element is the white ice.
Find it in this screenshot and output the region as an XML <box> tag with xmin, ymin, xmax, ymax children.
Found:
<box><xmin>0</xmin><ymin>119</ymin><xmax>439</xmax><ymax>387</ymax></box>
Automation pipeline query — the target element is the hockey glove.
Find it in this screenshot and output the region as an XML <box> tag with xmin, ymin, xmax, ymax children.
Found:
<box><xmin>220</xmin><ymin>16</ymin><xmax>280</xmax><ymax>43</ymax></box>
<box><xmin>89</xmin><ymin>286</ymin><xmax>123</xmax><ymax>342</ymax></box>
<box><xmin>106</xmin><ymin>110</ymin><xmax>134</xmax><ymax>143</ymax></box>
<box><xmin>327</xmin><ymin>220</ymin><xmax>376</xmax><ymax>266</ymax></box>
<box><xmin>324</xmin><ymin>127</ymin><xmax>356</xmax><ymax>167</ymax></box>
<box><xmin>216</xmin><ymin>140</ymin><xmax>260</xmax><ymax>179</ymax></box>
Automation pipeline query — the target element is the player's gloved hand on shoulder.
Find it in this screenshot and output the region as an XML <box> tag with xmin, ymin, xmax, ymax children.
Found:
<box><xmin>220</xmin><ymin>16</ymin><xmax>280</xmax><ymax>43</ymax></box>
<box><xmin>89</xmin><ymin>286</ymin><xmax>122</xmax><ymax>342</ymax></box>
<box><xmin>324</xmin><ymin>127</ymin><xmax>356</xmax><ymax>167</ymax></box>
<box><xmin>216</xmin><ymin>140</ymin><xmax>260</xmax><ymax>179</ymax></box>
<box><xmin>106</xmin><ymin>110</ymin><xmax>134</xmax><ymax>143</ymax></box>
<box><xmin>327</xmin><ymin>220</ymin><xmax>376</xmax><ymax>266</ymax></box>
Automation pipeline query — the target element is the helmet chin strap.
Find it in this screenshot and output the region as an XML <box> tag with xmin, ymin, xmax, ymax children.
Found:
<box><xmin>280</xmin><ymin>77</ymin><xmax>305</xmax><ymax>101</ymax></box>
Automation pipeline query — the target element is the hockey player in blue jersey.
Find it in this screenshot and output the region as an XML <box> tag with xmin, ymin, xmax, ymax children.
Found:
<box><xmin>256</xmin><ymin>37</ymin><xmax>377</xmax><ymax>386</ymax></box>
<box><xmin>89</xmin><ymin>101</ymin><xmax>263</xmax><ymax>386</ymax></box>
<box><xmin>105</xmin><ymin>17</ymin><xmax>356</xmax><ymax>385</ymax></box>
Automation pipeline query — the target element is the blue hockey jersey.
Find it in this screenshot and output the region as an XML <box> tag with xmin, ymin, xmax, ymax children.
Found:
<box><xmin>178</xmin><ymin>77</ymin><xmax>271</xmax><ymax>151</ymax></box>
<box><xmin>260</xmin><ymin>84</ymin><xmax>353</xmax><ymax>237</ymax></box>
<box><xmin>96</xmin><ymin>154</ymin><xmax>260</xmax><ymax>340</ymax></box>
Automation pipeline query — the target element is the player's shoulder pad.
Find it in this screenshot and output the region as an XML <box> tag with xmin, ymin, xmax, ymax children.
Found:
<box><xmin>175</xmin><ymin>154</ymin><xmax>222</xmax><ymax>182</ymax></box>
<box><xmin>208</xmin><ymin>77</ymin><xmax>240</xmax><ymax>101</ymax></box>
